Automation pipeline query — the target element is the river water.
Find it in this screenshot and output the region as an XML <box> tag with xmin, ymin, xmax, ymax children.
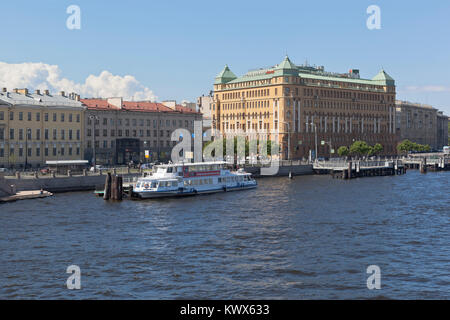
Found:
<box><xmin>0</xmin><ymin>170</ymin><xmax>449</xmax><ymax>299</ymax></box>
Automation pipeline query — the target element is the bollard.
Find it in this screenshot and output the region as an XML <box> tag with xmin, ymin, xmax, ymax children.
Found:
<box><xmin>51</xmin><ymin>171</ymin><xmax>56</xmax><ymax>178</ymax></box>
<box><xmin>34</xmin><ymin>171</ymin><xmax>39</xmax><ymax>179</ymax></box>
<box><xmin>16</xmin><ymin>171</ymin><xmax>20</xmax><ymax>179</ymax></box>
<box><xmin>83</xmin><ymin>169</ymin><xmax>87</xmax><ymax>176</ymax></box>
<box><xmin>113</xmin><ymin>168</ymin><xmax>117</xmax><ymax>175</ymax></box>
<box><xmin>67</xmin><ymin>170</ymin><xmax>72</xmax><ymax>177</ymax></box>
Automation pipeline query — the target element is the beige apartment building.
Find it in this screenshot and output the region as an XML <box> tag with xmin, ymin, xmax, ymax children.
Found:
<box><xmin>0</xmin><ymin>88</ymin><xmax>85</xmax><ymax>168</ymax></box>
<box><xmin>395</xmin><ymin>100</ymin><xmax>449</xmax><ymax>150</ymax></box>
<box><xmin>81</xmin><ymin>98</ymin><xmax>202</xmax><ymax>165</ymax></box>
<box><xmin>197</xmin><ymin>93</ymin><xmax>214</xmax><ymax>130</ymax></box>
<box><xmin>212</xmin><ymin>56</ymin><xmax>398</xmax><ymax>159</ymax></box>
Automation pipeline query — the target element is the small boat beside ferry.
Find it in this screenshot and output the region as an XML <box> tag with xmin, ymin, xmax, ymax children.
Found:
<box><xmin>133</xmin><ymin>161</ymin><xmax>257</xmax><ymax>199</ymax></box>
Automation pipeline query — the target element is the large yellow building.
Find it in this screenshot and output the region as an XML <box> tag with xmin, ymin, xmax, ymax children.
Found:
<box><xmin>212</xmin><ymin>56</ymin><xmax>398</xmax><ymax>159</ymax></box>
<box><xmin>0</xmin><ymin>88</ymin><xmax>85</xmax><ymax>168</ymax></box>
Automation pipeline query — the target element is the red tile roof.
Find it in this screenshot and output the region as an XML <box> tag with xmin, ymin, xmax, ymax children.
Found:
<box><xmin>81</xmin><ymin>99</ymin><xmax>200</xmax><ymax>114</ymax></box>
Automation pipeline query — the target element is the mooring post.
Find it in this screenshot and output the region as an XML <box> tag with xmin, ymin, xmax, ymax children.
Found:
<box><xmin>117</xmin><ymin>176</ymin><xmax>123</xmax><ymax>201</ymax></box>
<box><xmin>348</xmin><ymin>161</ymin><xmax>352</xmax><ymax>179</ymax></box>
<box><xmin>104</xmin><ymin>172</ymin><xmax>111</xmax><ymax>200</ymax></box>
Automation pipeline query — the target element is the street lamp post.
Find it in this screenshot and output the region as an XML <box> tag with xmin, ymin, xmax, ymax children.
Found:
<box><xmin>25</xmin><ymin>128</ymin><xmax>31</xmax><ymax>169</ymax></box>
<box><xmin>89</xmin><ymin>115</ymin><xmax>99</xmax><ymax>171</ymax></box>
<box><xmin>281</xmin><ymin>121</ymin><xmax>291</xmax><ymax>160</ymax></box>
<box><xmin>307</xmin><ymin>122</ymin><xmax>318</xmax><ymax>162</ymax></box>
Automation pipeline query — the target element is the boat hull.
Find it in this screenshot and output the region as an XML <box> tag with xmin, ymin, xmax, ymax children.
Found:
<box><xmin>135</xmin><ymin>184</ymin><xmax>257</xmax><ymax>199</ymax></box>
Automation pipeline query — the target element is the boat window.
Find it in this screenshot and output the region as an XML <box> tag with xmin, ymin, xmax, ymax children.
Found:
<box><xmin>151</xmin><ymin>182</ymin><xmax>157</xmax><ymax>188</ymax></box>
<box><xmin>171</xmin><ymin>181</ymin><xmax>177</xmax><ymax>187</ymax></box>
<box><xmin>167</xmin><ymin>167</ymin><xmax>173</xmax><ymax>173</ymax></box>
<box><xmin>157</xmin><ymin>167</ymin><xmax>166</xmax><ymax>173</ymax></box>
<box><xmin>136</xmin><ymin>183</ymin><xmax>141</xmax><ymax>188</ymax></box>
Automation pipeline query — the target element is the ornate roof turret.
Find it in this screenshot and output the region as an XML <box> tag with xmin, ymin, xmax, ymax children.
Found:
<box><xmin>214</xmin><ymin>65</ymin><xmax>237</xmax><ymax>84</ymax></box>
<box><xmin>372</xmin><ymin>69</ymin><xmax>395</xmax><ymax>86</ymax></box>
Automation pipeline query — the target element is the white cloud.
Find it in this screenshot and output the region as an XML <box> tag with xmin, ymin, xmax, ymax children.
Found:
<box><xmin>403</xmin><ymin>85</ymin><xmax>450</xmax><ymax>93</ymax></box>
<box><xmin>0</xmin><ymin>61</ymin><xmax>157</xmax><ymax>101</ymax></box>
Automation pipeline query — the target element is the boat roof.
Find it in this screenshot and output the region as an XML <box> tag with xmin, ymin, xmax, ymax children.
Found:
<box><xmin>156</xmin><ymin>161</ymin><xmax>230</xmax><ymax>168</ymax></box>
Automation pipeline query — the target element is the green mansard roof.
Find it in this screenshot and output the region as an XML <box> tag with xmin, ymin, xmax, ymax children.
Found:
<box><xmin>216</xmin><ymin>57</ymin><xmax>395</xmax><ymax>88</ymax></box>
<box><xmin>372</xmin><ymin>69</ymin><xmax>395</xmax><ymax>86</ymax></box>
<box><xmin>214</xmin><ymin>65</ymin><xmax>237</xmax><ymax>84</ymax></box>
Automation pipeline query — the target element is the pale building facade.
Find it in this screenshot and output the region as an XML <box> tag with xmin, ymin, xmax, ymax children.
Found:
<box><xmin>0</xmin><ymin>88</ymin><xmax>85</xmax><ymax>168</ymax></box>
<box><xmin>82</xmin><ymin>98</ymin><xmax>202</xmax><ymax>165</ymax></box>
<box><xmin>395</xmin><ymin>100</ymin><xmax>448</xmax><ymax>150</ymax></box>
<box><xmin>212</xmin><ymin>56</ymin><xmax>398</xmax><ymax>159</ymax></box>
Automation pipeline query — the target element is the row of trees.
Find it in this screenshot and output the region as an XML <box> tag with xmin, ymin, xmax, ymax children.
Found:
<box><xmin>337</xmin><ymin>141</ymin><xmax>383</xmax><ymax>157</ymax></box>
<box><xmin>336</xmin><ymin>139</ymin><xmax>432</xmax><ymax>158</ymax></box>
<box><xmin>203</xmin><ymin>137</ymin><xmax>279</xmax><ymax>157</ymax></box>
<box><xmin>397</xmin><ymin>139</ymin><xmax>431</xmax><ymax>154</ymax></box>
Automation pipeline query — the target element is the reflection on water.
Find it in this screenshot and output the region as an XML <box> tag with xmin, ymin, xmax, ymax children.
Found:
<box><xmin>0</xmin><ymin>170</ymin><xmax>449</xmax><ymax>299</ymax></box>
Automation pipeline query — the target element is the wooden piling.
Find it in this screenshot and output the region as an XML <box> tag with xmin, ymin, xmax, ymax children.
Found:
<box><xmin>117</xmin><ymin>176</ymin><xmax>123</xmax><ymax>201</ymax></box>
<box><xmin>348</xmin><ymin>161</ymin><xmax>352</xmax><ymax>179</ymax></box>
<box><xmin>104</xmin><ymin>172</ymin><xmax>111</xmax><ymax>200</ymax></box>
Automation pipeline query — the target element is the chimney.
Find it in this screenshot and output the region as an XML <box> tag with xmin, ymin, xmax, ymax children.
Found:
<box><xmin>44</xmin><ymin>89</ymin><xmax>50</xmax><ymax>95</ymax></box>
<box><xmin>35</xmin><ymin>89</ymin><xmax>41</xmax><ymax>95</ymax></box>
<box><xmin>13</xmin><ymin>88</ymin><xmax>19</xmax><ymax>93</ymax></box>
<box><xmin>59</xmin><ymin>91</ymin><xmax>65</xmax><ymax>97</ymax></box>
<box><xmin>17</xmin><ymin>88</ymin><xmax>29</xmax><ymax>95</ymax></box>
<box><xmin>107</xmin><ymin>97</ymin><xmax>123</xmax><ymax>108</ymax></box>
<box><xmin>75</xmin><ymin>94</ymin><xmax>80</xmax><ymax>101</ymax></box>
<box><xmin>162</xmin><ymin>100</ymin><xmax>177</xmax><ymax>110</ymax></box>
<box><xmin>2</xmin><ymin>88</ymin><xmax>6</xmax><ymax>93</ymax></box>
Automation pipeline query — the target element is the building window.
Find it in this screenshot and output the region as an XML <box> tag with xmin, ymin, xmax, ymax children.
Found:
<box><xmin>28</xmin><ymin>112</ymin><xmax>32</xmax><ymax>121</ymax></box>
<box><xmin>0</xmin><ymin>128</ymin><xmax>4</xmax><ymax>140</ymax></box>
<box><xmin>87</xmin><ymin>129</ymin><xmax>92</xmax><ymax>137</ymax></box>
<box><xmin>61</xmin><ymin>147</ymin><xmax>65</xmax><ymax>156</ymax></box>
<box><xmin>61</xmin><ymin>114</ymin><xmax>65</xmax><ymax>122</ymax></box>
<box><xmin>36</xmin><ymin>113</ymin><xmax>40</xmax><ymax>122</ymax></box>
<box><xmin>76</xmin><ymin>147</ymin><xmax>80</xmax><ymax>155</ymax></box>
<box><xmin>76</xmin><ymin>130</ymin><xmax>80</xmax><ymax>140</ymax></box>
<box><xmin>69</xmin><ymin>114</ymin><xmax>73</xmax><ymax>122</ymax></box>
<box><xmin>10</xmin><ymin>112</ymin><xmax>14</xmax><ymax>121</ymax></box>
<box><xmin>61</xmin><ymin>130</ymin><xmax>65</xmax><ymax>140</ymax></box>
<box><xmin>19</xmin><ymin>112</ymin><xmax>23</xmax><ymax>121</ymax></box>
<box><xmin>76</xmin><ymin>114</ymin><xmax>80</xmax><ymax>123</ymax></box>
<box><xmin>103</xmin><ymin>141</ymin><xmax>107</xmax><ymax>148</ymax></box>
<box><xmin>1</xmin><ymin>147</ymin><xmax>5</xmax><ymax>157</ymax></box>
<box><xmin>0</xmin><ymin>111</ymin><xmax>4</xmax><ymax>120</ymax></box>
<box><xmin>36</xmin><ymin>129</ymin><xmax>41</xmax><ymax>140</ymax></box>
<box><xmin>69</xmin><ymin>147</ymin><xmax>72</xmax><ymax>156</ymax></box>
<box><xmin>111</xmin><ymin>130</ymin><xmax>115</xmax><ymax>137</ymax></box>
<box><xmin>36</xmin><ymin>148</ymin><xmax>40</xmax><ymax>157</ymax></box>
<box><xmin>19</xmin><ymin>129</ymin><xmax>23</xmax><ymax>140</ymax></box>
<box><xmin>44</xmin><ymin>113</ymin><xmax>49</xmax><ymax>122</ymax></box>
<box><xmin>103</xmin><ymin>129</ymin><xmax>107</xmax><ymax>137</ymax></box>
<box><xmin>53</xmin><ymin>148</ymin><xmax>57</xmax><ymax>156</ymax></box>
<box><xmin>53</xmin><ymin>129</ymin><xmax>57</xmax><ymax>140</ymax></box>
<box><xmin>69</xmin><ymin>130</ymin><xmax>73</xmax><ymax>140</ymax></box>
<box><xmin>103</xmin><ymin>118</ymin><xmax>107</xmax><ymax>125</ymax></box>
<box><xmin>53</xmin><ymin>113</ymin><xmax>57</xmax><ymax>122</ymax></box>
<box><xmin>45</xmin><ymin>148</ymin><xmax>49</xmax><ymax>156</ymax></box>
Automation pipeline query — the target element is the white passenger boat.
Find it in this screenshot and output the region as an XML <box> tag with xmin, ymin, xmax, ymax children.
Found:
<box><xmin>133</xmin><ymin>161</ymin><xmax>257</xmax><ymax>199</ymax></box>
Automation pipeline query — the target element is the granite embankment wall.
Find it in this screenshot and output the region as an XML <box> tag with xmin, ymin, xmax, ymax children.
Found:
<box><xmin>244</xmin><ymin>164</ymin><xmax>313</xmax><ymax>177</ymax></box>
<box><xmin>0</xmin><ymin>176</ymin><xmax>12</xmax><ymax>197</ymax></box>
<box><xmin>2</xmin><ymin>174</ymin><xmax>140</xmax><ymax>193</ymax></box>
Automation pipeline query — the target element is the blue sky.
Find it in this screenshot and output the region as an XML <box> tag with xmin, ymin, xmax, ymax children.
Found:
<box><xmin>1</xmin><ymin>0</ymin><xmax>449</xmax><ymax>114</ymax></box>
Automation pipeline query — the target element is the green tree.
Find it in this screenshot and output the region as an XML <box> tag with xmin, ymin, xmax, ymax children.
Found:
<box><xmin>349</xmin><ymin>141</ymin><xmax>371</xmax><ymax>157</ymax></box>
<box><xmin>337</xmin><ymin>146</ymin><xmax>349</xmax><ymax>157</ymax></box>
<box><xmin>372</xmin><ymin>143</ymin><xmax>383</xmax><ymax>156</ymax></box>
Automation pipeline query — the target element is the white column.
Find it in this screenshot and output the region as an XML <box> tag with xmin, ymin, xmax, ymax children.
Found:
<box><xmin>293</xmin><ymin>100</ymin><xmax>296</xmax><ymax>133</ymax></box>
<box><xmin>298</xmin><ymin>100</ymin><xmax>301</xmax><ymax>133</ymax></box>
<box><xmin>325</xmin><ymin>116</ymin><xmax>328</xmax><ymax>133</ymax></box>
